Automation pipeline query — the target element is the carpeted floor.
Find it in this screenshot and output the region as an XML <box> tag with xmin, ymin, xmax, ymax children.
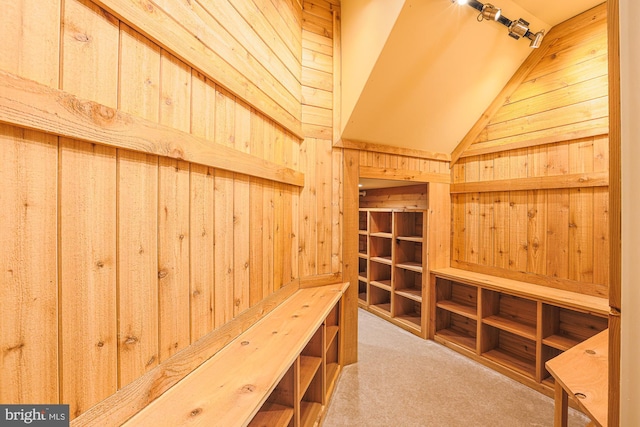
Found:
<box><xmin>322</xmin><ymin>309</ymin><xmax>589</xmax><ymax>427</ymax></box>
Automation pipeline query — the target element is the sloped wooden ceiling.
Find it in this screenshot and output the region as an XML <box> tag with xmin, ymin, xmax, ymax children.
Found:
<box><xmin>340</xmin><ymin>0</ymin><xmax>604</xmax><ymax>155</ymax></box>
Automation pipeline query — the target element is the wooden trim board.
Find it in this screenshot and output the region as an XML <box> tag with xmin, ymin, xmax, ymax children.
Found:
<box><xmin>0</xmin><ymin>70</ymin><xmax>304</xmax><ymax>187</ymax></box>
<box><xmin>450</xmin><ymin>172</ymin><xmax>608</xmax><ymax>193</ymax></box>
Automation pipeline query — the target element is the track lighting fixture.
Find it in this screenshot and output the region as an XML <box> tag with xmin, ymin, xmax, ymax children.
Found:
<box><xmin>451</xmin><ymin>0</ymin><xmax>545</xmax><ymax>48</ymax></box>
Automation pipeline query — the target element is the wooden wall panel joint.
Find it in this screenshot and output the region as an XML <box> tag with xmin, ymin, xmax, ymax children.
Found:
<box><xmin>450</xmin><ymin>172</ymin><xmax>609</xmax><ymax>193</ymax></box>
<box><xmin>0</xmin><ymin>70</ymin><xmax>304</xmax><ymax>187</ymax></box>
<box><xmin>360</xmin><ymin>166</ymin><xmax>450</xmax><ymax>184</ymax></box>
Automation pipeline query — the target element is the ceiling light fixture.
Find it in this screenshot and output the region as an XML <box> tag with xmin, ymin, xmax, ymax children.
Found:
<box><xmin>451</xmin><ymin>0</ymin><xmax>545</xmax><ymax>48</ymax></box>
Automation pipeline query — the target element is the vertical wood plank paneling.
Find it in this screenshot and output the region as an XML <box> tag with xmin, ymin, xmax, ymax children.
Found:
<box><xmin>527</xmin><ymin>147</ymin><xmax>548</xmax><ymax>275</ymax></box>
<box><xmin>117</xmin><ymin>21</ymin><xmax>161</xmax><ymax>387</ymax></box>
<box><xmin>0</xmin><ymin>125</ymin><xmax>58</xmax><ymax>404</ymax></box>
<box><xmin>546</xmin><ymin>143</ymin><xmax>570</xmax><ymax>279</ymax></box>
<box><xmin>234</xmin><ymin>100</ymin><xmax>251</xmax><ymax>315</ymax></box>
<box><xmin>273</xmin><ymin>127</ymin><xmax>286</xmax><ymax>290</ymax></box>
<box><xmin>0</xmin><ymin>0</ymin><xmax>61</xmax><ymax>406</ymax></box>
<box><xmin>190</xmin><ymin>71</ymin><xmax>216</xmax><ymax>340</ymax></box>
<box><xmin>493</xmin><ymin>153</ymin><xmax>509</xmax><ymax>269</ymax></box>
<box><xmin>157</xmin><ymin>158</ymin><xmax>190</xmax><ymax>360</ymax></box>
<box><xmin>452</xmin><ymin>161</ymin><xmax>466</xmax><ymax>263</ymax></box>
<box><xmin>214</xmin><ymin>87</ymin><xmax>235</xmax><ymax>326</ymax></box>
<box><xmin>478</xmin><ymin>155</ymin><xmax>494</xmax><ymax>266</ymax></box>
<box><xmin>262</xmin><ymin>120</ymin><xmax>275</xmax><ymax>297</ymax></box>
<box><xmin>0</xmin><ymin>0</ymin><xmax>61</xmax><ymax>87</ymax></box>
<box><xmin>331</xmin><ymin>148</ymin><xmax>343</xmax><ymax>273</ymax></box>
<box><xmin>568</xmin><ymin>139</ymin><xmax>594</xmax><ymax>283</ymax></box>
<box><xmin>249</xmin><ymin>111</ymin><xmax>265</xmax><ymax>306</ymax></box>
<box><xmin>593</xmin><ymin>136</ymin><xmax>609</xmax><ymax>286</ymax></box>
<box><xmin>287</xmin><ymin>131</ymin><xmax>301</xmax><ymax>282</ymax></box>
<box><xmin>59</xmin><ymin>139</ymin><xmax>117</xmax><ymax>419</ymax></box>
<box><xmin>117</xmin><ymin>151</ymin><xmax>159</xmax><ymax>387</ymax></box>
<box><xmin>317</xmin><ymin>139</ymin><xmax>333</xmax><ymax>274</ymax></box>
<box><xmin>465</xmin><ymin>160</ymin><xmax>480</xmax><ymax>264</ymax></box>
<box><xmin>118</xmin><ymin>24</ymin><xmax>161</xmax><ymax>122</ymax></box>
<box><xmin>509</xmin><ymin>148</ymin><xmax>528</xmax><ymax>272</ymax></box>
<box><xmin>300</xmin><ymin>138</ymin><xmax>318</xmax><ymax>276</ymax></box>
<box><xmin>158</xmin><ymin>53</ymin><xmax>191</xmax><ymax>360</ymax></box>
<box><xmin>61</xmin><ymin>0</ymin><xmax>119</xmax><ymax>107</ymax></box>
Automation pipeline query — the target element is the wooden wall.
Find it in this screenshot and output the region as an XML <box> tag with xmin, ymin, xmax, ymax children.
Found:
<box><xmin>0</xmin><ymin>0</ymin><xmax>344</xmax><ymax>421</ymax></box>
<box><xmin>451</xmin><ymin>4</ymin><xmax>609</xmax><ymax>298</ymax></box>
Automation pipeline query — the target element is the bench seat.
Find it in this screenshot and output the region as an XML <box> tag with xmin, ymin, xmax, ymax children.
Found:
<box><xmin>122</xmin><ymin>282</ymin><xmax>348</xmax><ymax>427</ymax></box>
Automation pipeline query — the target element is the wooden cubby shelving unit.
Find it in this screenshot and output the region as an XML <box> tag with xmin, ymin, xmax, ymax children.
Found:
<box><xmin>249</xmin><ymin>302</ymin><xmax>342</xmax><ymax>427</ymax></box>
<box><xmin>429</xmin><ymin>268</ymin><xmax>609</xmax><ymax>394</ymax></box>
<box><xmin>358</xmin><ymin>208</ymin><xmax>427</xmax><ymax>337</ymax></box>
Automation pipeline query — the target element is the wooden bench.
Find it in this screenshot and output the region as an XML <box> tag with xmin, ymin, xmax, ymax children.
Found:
<box><xmin>121</xmin><ymin>282</ymin><xmax>348</xmax><ymax>427</ymax></box>
<box><xmin>429</xmin><ymin>267</ymin><xmax>608</xmax><ymax>395</ymax></box>
<box><xmin>546</xmin><ymin>329</ymin><xmax>609</xmax><ymax>427</ymax></box>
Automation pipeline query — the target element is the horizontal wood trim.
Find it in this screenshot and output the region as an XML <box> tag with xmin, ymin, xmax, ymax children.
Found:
<box><xmin>336</xmin><ymin>138</ymin><xmax>450</xmax><ymax>162</ymax></box>
<box><xmin>299</xmin><ymin>272</ymin><xmax>343</xmax><ymax>288</ymax></box>
<box><xmin>360</xmin><ymin>166</ymin><xmax>450</xmax><ymax>184</ymax></box>
<box><xmin>92</xmin><ymin>0</ymin><xmax>303</xmax><ymax>139</ymax></box>
<box><xmin>0</xmin><ymin>70</ymin><xmax>304</xmax><ymax>187</ymax></box>
<box><xmin>70</xmin><ymin>280</ymin><xmax>300</xmax><ymax>427</ymax></box>
<box><xmin>450</xmin><ymin>172</ymin><xmax>609</xmax><ymax>193</ymax></box>
<box><xmin>463</xmin><ymin>121</ymin><xmax>609</xmax><ymax>157</ymax></box>
<box><xmin>450</xmin><ymin>261</ymin><xmax>608</xmax><ymax>299</ymax></box>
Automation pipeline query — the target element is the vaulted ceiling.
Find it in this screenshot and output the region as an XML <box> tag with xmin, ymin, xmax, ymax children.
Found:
<box><xmin>340</xmin><ymin>0</ymin><xmax>604</xmax><ymax>156</ymax></box>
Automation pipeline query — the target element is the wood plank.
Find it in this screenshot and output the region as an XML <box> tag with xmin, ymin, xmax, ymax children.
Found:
<box><xmin>0</xmin><ymin>70</ymin><xmax>304</xmax><ymax>187</ymax></box>
<box><xmin>0</xmin><ymin>0</ymin><xmax>60</xmax><ymax>87</ymax></box>
<box><xmin>71</xmin><ymin>282</ymin><xmax>299</xmax><ymax>427</ymax></box>
<box><xmin>60</xmin><ymin>139</ymin><xmax>117</xmax><ymax>419</ymax></box>
<box><xmin>234</xmin><ymin>100</ymin><xmax>251</xmax><ymax>316</ymax></box>
<box><xmin>157</xmin><ymin>158</ymin><xmax>190</xmax><ymax>361</ymax></box>
<box><xmin>450</xmin><ymin>39</ymin><xmax>556</xmax><ymax>166</ymax></box>
<box><xmin>0</xmin><ymin>125</ymin><xmax>58</xmax><ymax>404</ymax></box>
<box><xmin>92</xmin><ymin>0</ymin><xmax>302</xmax><ymax>138</ymax></box>
<box><xmin>62</xmin><ymin>0</ymin><xmax>119</xmax><ymax>108</ymax></box>
<box><xmin>335</xmin><ymin>139</ymin><xmax>451</xmax><ymax>162</ymax></box>
<box><xmin>317</xmin><ymin>139</ymin><xmax>333</xmax><ymax>274</ymax></box>
<box><xmin>118</xmin><ymin>23</ymin><xmax>161</xmax><ymax>122</ymax></box>
<box><xmin>122</xmin><ymin>284</ymin><xmax>347</xmax><ymax>427</ymax></box>
<box><xmin>253</xmin><ymin>0</ymin><xmax>303</xmax><ymax>63</ymax></box>
<box><xmin>342</xmin><ymin>148</ymin><xmax>359</xmax><ymax>365</ymax></box>
<box><xmin>249</xmin><ymin>112</ymin><xmax>266</xmax><ymax>307</ymax></box>
<box><xmin>509</xmin><ymin>148</ymin><xmax>528</xmax><ymax>272</ymax></box>
<box><xmin>331</xmin><ymin>148</ymin><xmax>343</xmax><ymax>273</ymax></box>
<box><xmin>300</xmin><ymin>138</ymin><xmax>318</xmax><ymax>277</ymax></box>
<box><xmin>117</xmin><ymin>151</ymin><xmax>159</xmax><ymax>387</ymax></box>
<box><xmin>359</xmin><ymin>166</ymin><xmax>449</xmax><ymax>184</ymax></box>
<box><xmin>450</xmin><ymin>171</ymin><xmax>608</xmax><ymax>194</ymax></box>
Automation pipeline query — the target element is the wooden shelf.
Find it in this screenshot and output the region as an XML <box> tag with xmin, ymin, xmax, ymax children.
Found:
<box><xmin>543</xmin><ymin>334</ymin><xmax>581</xmax><ymax>351</ymax></box>
<box><xmin>370</xmin><ymin>256</ymin><xmax>392</xmax><ymax>265</ymax></box>
<box><xmin>299</xmin><ymin>356</ymin><xmax>322</xmax><ymax>399</ymax></box>
<box><xmin>370</xmin><ymin>232</ymin><xmax>392</xmax><ymax>238</ymax></box>
<box><xmin>483</xmin><ymin>348</ymin><xmax>536</xmax><ymax>379</ymax></box>
<box><xmin>436</xmin><ymin>300</ymin><xmax>477</xmax><ymax>319</ymax></box>
<box><xmin>326</xmin><ymin>363</ymin><xmax>340</xmax><ymax>390</ymax></box>
<box><xmin>326</xmin><ymin>325</ymin><xmax>339</xmax><ymax>349</ymax></box>
<box><xmin>395</xmin><ymin>261</ymin><xmax>422</xmax><ymax>272</ymax></box>
<box><xmin>435</xmin><ymin>328</ymin><xmax>476</xmax><ymax>351</ymax></box>
<box><xmin>248</xmin><ymin>403</ymin><xmax>294</xmax><ymax>427</ymax></box>
<box><xmin>395</xmin><ymin>288</ymin><xmax>422</xmax><ymax>302</ymax></box>
<box><xmin>370</xmin><ymin>303</ymin><xmax>391</xmax><ymax>316</ymax></box>
<box><xmin>370</xmin><ymin>280</ymin><xmax>392</xmax><ymax>291</ymax></box>
<box><xmin>300</xmin><ymin>401</ymin><xmax>322</xmax><ymax>427</ymax></box>
<box><xmin>482</xmin><ymin>315</ymin><xmax>536</xmax><ymax>341</ymax></box>
<box><xmin>396</xmin><ymin>235</ymin><xmax>422</xmax><ymax>243</ymax></box>
<box><xmin>395</xmin><ymin>313</ymin><xmax>421</xmax><ymax>329</ymax></box>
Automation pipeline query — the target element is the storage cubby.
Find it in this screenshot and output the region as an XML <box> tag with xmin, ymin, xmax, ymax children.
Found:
<box><xmin>358</xmin><ymin>210</ymin><xmax>368</xmax><ymax>232</ymax></box>
<box><xmin>358</xmin><ymin>280</ymin><xmax>367</xmax><ymax>304</ymax></box>
<box><xmin>541</xmin><ymin>304</ymin><xmax>608</xmax><ymax>351</ymax></box>
<box><xmin>394</xmin><ymin>267</ymin><xmax>422</xmax><ymax>301</ymax></box>
<box><xmin>369</xmin><ymin>260</ymin><xmax>392</xmax><ymax>289</ymax></box>
<box><xmin>394</xmin><ymin>240</ymin><xmax>422</xmax><ymax>271</ymax></box>
<box><xmin>299</xmin><ymin>327</ymin><xmax>323</xmax><ymax>427</ymax></box>
<box><xmin>358</xmin><ymin>257</ymin><xmax>367</xmax><ymax>280</ymax></box>
<box><xmin>435</xmin><ymin>308</ymin><xmax>477</xmax><ymax>351</ymax></box>
<box><xmin>395</xmin><ymin>211</ymin><xmax>424</xmax><ymax>240</ymax></box>
<box><xmin>370</xmin><ymin>211</ymin><xmax>392</xmax><ymax>235</ymax></box>
<box><xmin>369</xmin><ymin>285</ymin><xmax>391</xmax><ymax>314</ymax></box>
<box><xmin>394</xmin><ymin>294</ymin><xmax>421</xmax><ymax>329</ymax></box>
<box><xmin>435</xmin><ymin>279</ymin><xmax>477</xmax><ymax>319</ymax></box>
<box><xmin>358</xmin><ymin>234</ymin><xmax>367</xmax><ymax>256</ymax></box>
<box><xmin>325</xmin><ymin>303</ymin><xmax>340</xmax><ymax>398</ymax></box>
<box><xmin>481</xmin><ymin>325</ymin><xmax>537</xmax><ymax>379</ymax></box>
<box><xmin>358</xmin><ymin>208</ymin><xmax>428</xmax><ymax>337</ymax></box>
<box><xmin>481</xmin><ymin>291</ymin><xmax>537</xmax><ymax>340</ymax></box>
<box><xmin>250</xmin><ymin>363</ymin><xmax>295</xmax><ymax>427</ymax></box>
<box><xmin>369</xmin><ymin>235</ymin><xmax>392</xmax><ymax>262</ymax></box>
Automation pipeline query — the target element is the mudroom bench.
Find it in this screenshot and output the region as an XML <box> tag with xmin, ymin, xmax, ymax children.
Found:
<box><xmin>429</xmin><ymin>267</ymin><xmax>609</xmax><ymax>396</ymax></box>
<box><xmin>116</xmin><ymin>282</ymin><xmax>348</xmax><ymax>427</ymax></box>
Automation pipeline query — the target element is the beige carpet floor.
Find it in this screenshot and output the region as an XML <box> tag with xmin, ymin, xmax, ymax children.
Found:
<box><xmin>322</xmin><ymin>309</ymin><xmax>589</xmax><ymax>427</ymax></box>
